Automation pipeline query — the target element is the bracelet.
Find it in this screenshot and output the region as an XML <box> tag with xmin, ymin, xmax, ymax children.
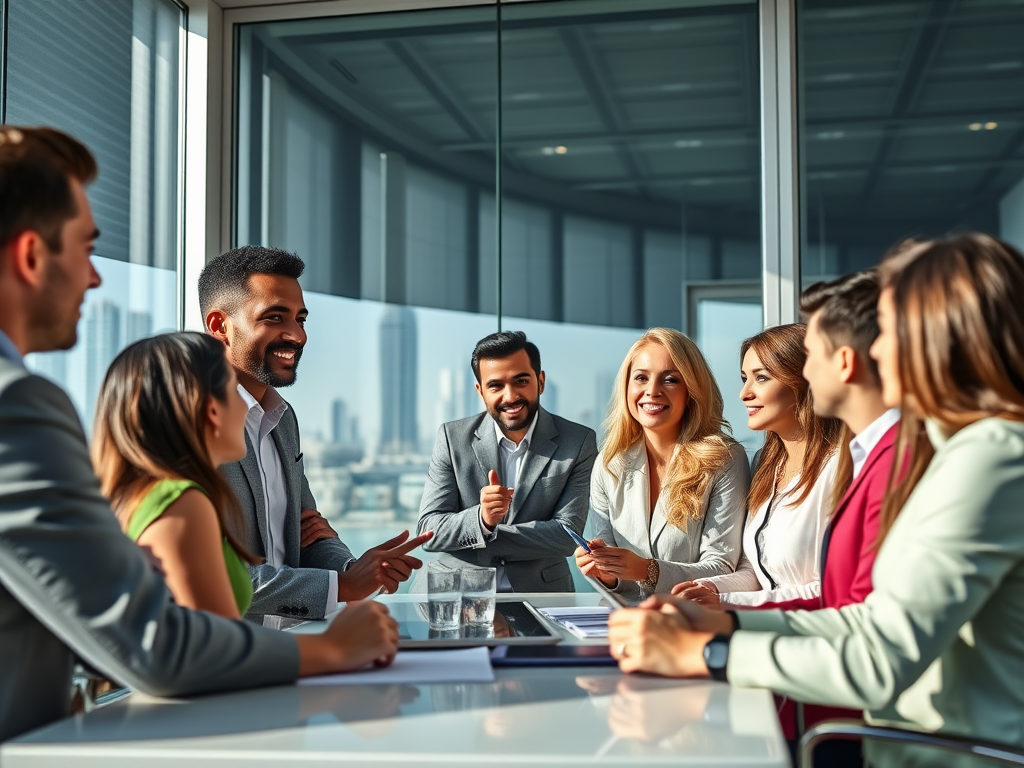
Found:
<box><xmin>643</xmin><ymin>558</ymin><xmax>660</xmax><ymax>590</ymax></box>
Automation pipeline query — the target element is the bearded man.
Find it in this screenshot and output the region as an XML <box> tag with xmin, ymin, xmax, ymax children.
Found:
<box><xmin>417</xmin><ymin>330</ymin><xmax>597</xmax><ymax>592</ymax></box>
<box><xmin>200</xmin><ymin>247</ymin><xmax>430</xmax><ymax>621</ymax></box>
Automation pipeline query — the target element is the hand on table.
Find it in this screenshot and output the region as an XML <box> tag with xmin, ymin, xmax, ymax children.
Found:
<box><xmin>575</xmin><ymin>538</ymin><xmax>616</xmax><ymax>587</ymax></box>
<box><xmin>671</xmin><ymin>580</ymin><xmax>721</xmax><ymax>608</ymax></box>
<box><xmin>587</xmin><ymin>542</ymin><xmax>650</xmax><ymax>582</ymax></box>
<box><xmin>608</xmin><ymin>594</ymin><xmax>734</xmax><ymax>677</ymax></box>
<box><xmin>300</xmin><ymin>508</ymin><xmax>339</xmax><ymax>548</ymax></box>
<box><xmin>480</xmin><ymin>469</ymin><xmax>513</xmax><ymax>529</ymax></box>
<box><xmin>296</xmin><ymin>600</ymin><xmax>399</xmax><ymax>676</ymax></box>
<box><xmin>338</xmin><ymin>529</ymin><xmax>433</xmax><ymax>600</ymax></box>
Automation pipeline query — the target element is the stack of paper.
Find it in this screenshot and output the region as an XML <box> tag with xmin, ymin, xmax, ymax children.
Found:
<box><xmin>538</xmin><ymin>606</ymin><xmax>611</xmax><ymax>639</ymax></box>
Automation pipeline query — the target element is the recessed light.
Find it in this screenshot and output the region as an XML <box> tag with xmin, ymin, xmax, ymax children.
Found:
<box><xmin>541</xmin><ymin>147</ymin><xmax>555</xmax><ymax>156</ymax></box>
<box><xmin>815</xmin><ymin>131</ymin><xmax>846</xmax><ymax>140</ymax></box>
<box><xmin>555</xmin><ymin>146</ymin><xmax>568</xmax><ymax>155</ymax></box>
<box><xmin>969</xmin><ymin>123</ymin><xmax>983</xmax><ymax>131</ymax></box>
<box><xmin>986</xmin><ymin>122</ymin><xmax>998</xmax><ymax>130</ymax></box>
<box><xmin>674</xmin><ymin>139</ymin><xmax>703</xmax><ymax>148</ymax></box>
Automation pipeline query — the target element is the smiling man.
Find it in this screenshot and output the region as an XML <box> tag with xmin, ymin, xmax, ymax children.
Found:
<box><xmin>200</xmin><ymin>247</ymin><xmax>431</xmax><ymax>622</ymax></box>
<box><xmin>417</xmin><ymin>331</ymin><xmax>597</xmax><ymax>592</ymax></box>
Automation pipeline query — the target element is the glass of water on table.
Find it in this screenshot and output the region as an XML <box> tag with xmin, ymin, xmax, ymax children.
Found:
<box><xmin>461</xmin><ymin>567</ymin><xmax>497</xmax><ymax>626</ymax></box>
<box><xmin>427</xmin><ymin>563</ymin><xmax>462</xmax><ymax>630</ymax></box>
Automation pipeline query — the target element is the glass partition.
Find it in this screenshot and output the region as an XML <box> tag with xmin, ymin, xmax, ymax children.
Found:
<box><xmin>6</xmin><ymin>0</ymin><xmax>184</xmax><ymax>428</ymax></box>
<box><xmin>798</xmin><ymin>0</ymin><xmax>1024</xmax><ymax>286</ymax></box>
<box><xmin>235</xmin><ymin>1</ymin><xmax>763</xmax><ymax>586</ymax></box>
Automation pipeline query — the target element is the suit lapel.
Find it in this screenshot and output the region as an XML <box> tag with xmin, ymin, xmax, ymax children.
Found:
<box><xmin>471</xmin><ymin>416</ymin><xmax>499</xmax><ymax>489</ymax></box>
<box><xmin>239</xmin><ymin>431</ymin><xmax>269</xmax><ymax>552</ymax></box>
<box><xmin>508</xmin><ymin>409</ymin><xmax>556</xmax><ymax>522</ymax></box>
<box><xmin>271</xmin><ymin>418</ymin><xmax>300</xmax><ymax>566</ymax></box>
<box><xmin>621</xmin><ymin>441</ymin><xmax>656</xmax><ymax>557</ymax></box>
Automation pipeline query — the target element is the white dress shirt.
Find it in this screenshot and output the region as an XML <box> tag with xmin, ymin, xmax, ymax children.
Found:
<box><xmin>850</xmin><ymin>408</ymin><xmax>901</xmax><ymax>479</ymax></box>
<box><xmin>701</xmin><ymin>451</ymin><xmax>839</xmax><ymax>606</ymax></box>
<box><xmin>481</xmin><ymin>412</ymin><xmax>539</xmax><ymax>591</ymax></box>
<box><xmin>238</xmin><ymin>384</ymin><xmax>339</xmax><ymax>614</ymax></box>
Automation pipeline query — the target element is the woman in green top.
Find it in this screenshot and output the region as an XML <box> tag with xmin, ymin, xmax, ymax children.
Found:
<box><xmin>92</xmin><ymin>332</ymin><xmax>255</xmax><ymax>618</ymax></box>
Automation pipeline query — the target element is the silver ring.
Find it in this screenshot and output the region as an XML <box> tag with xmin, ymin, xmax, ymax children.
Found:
<box><xmin>618</xmin><ymin>643</ymin><xmax>628</xmax><ymax>658</ymax></box>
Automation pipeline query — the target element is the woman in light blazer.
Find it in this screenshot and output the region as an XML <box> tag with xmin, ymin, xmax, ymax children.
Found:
<box><xmin>674</xmin><ymin>324</ymin><xmax>843</xmax><ymax>607</ymax></box>
<box><xmin>576</xmin><ymin>327</ymin><xmax>749</xmax><ymax>604</ymax></box>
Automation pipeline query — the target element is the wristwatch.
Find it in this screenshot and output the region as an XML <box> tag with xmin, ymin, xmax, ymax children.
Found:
<box><xmin>703</xmin><ymin>634</ymin><xmax>731</xmax><ymax>682</ymax></box>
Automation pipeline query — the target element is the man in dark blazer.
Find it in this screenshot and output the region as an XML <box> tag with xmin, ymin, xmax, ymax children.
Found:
<box><xmin>417</xmin><ymin>331</ymin><xmax>598</xmax><ymax>592</ymax></box>
<box><xmin>200</xmin><ymin>248</ymin><xmax>431</xmax><ymax>621</ymax></box>
<box><xmin>0</xmin><ymin>127</ymin><xmax>396</xmax><ymax>743</ymax></box>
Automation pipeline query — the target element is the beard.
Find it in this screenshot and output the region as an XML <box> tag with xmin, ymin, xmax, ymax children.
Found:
<box><xmin>488</xmin><ymin>396</ymin><xmax>539</xmax><ymax>434</ymax></box>
<box><xmin>245</xmin><ymin>340</ymin><xmax>304</xmax><ymax>388</ymax></box>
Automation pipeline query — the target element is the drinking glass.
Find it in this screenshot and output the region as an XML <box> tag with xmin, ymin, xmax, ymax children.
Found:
<box><xmin>427</xmin><ymin>564</ymin><xmax>462</xmax><ymax>630</ymax></box>
<box><xmin>461</xmin><ymin>567</ymin><xmax>497</xmax><ymax>626</ymax></box>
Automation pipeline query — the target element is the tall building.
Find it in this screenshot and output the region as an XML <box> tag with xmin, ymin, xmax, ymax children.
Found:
<box><xmin>26</xmin><ymin>352</ymin><xmax>67</xmax><ymax>389</ymax></box>
<box><xmin>84</xmin><ymin>299</ymin><xmax>122</xmax><ymax>431</ymax></box>
<box><xmin>378</xmin><ymin>305</ymin><xmax>418</xmax><ymax>454</ymax></box>
<box><xmin>543</xmin><ymin>379</ymin><xmax>559</xmax><ymax>418</ymax></box>
<box><xmin>126</xmin><ymin>310</ymin><xmax>152</xmax><ymax>345</ymax></box>
<box><xmin>331</xmin><ymin>398</ymin><xmax>349</xmax><ymax>445</ymax></box>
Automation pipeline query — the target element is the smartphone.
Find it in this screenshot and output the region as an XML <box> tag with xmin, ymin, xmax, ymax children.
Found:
<box><xmin>560</xmin><ymin>522</ymin><xmax>591</xmax><ymax>553</ymax></box>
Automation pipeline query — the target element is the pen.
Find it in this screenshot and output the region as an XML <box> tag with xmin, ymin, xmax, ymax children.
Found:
<box><xmin>561</xmin><ymin>522</ymin><xmax>592</xmax><ymax>553</ymax></box>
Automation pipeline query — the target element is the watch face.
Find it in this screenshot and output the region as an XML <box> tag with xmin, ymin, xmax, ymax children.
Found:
<box><xmin>705</xmin><ymin>639</ymin><xmax>729</xmax><ymax>669</ymax></box>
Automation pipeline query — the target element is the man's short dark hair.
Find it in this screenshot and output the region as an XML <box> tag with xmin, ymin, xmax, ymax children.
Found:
<box><xmin>800</xmin><ymin>269</ymin><xmax>881</xmax><ymax>382</ymax></box>
<box><xmin>198</xmin><ymin>245</ymin><xmax>305</xmax><ymax>318</ymax></box>
<box><xmin>471</xmin><ymin>331</ymin><xmax>541</xmax><ymax>382</ymax></box>
<box><xmin>0</xmin><ymin>126</ymin><xmax>98</xmax><ymax>254</ymax></box>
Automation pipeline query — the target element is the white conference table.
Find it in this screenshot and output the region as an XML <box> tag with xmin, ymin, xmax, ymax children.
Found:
<box><xmin>2</xmin><ymin>593</ymin><xmax>790</xmax><ymax>768</ymax></box>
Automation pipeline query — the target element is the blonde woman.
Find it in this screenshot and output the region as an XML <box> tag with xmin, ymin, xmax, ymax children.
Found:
<box><xmin>576</xmin><ymin>328</ymin><xmax>750</xmax><ymax>604</ymax></box>
<box><xmin>674</xmin><ymin>324</ymin><xmax>843</xmax><ymax>607</ymax></box>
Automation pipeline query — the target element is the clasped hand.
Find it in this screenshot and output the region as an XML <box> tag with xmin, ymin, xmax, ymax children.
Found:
<box><xmin>607</xmin><ymin>594</ymin><xmax>735</xmax><ymax>678</ymax></box>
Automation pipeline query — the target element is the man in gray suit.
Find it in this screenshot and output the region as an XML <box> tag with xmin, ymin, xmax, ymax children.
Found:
<box><xmin>0</xmin><ymin>126</ymin><xmax>398</xmax><ymax>743</ymax></box>
<box><xmin>417</xmin><ymin>331</ymin><xmax>598</xmax><ymax>592</ymax></box>
<box><xmin>200</xmin><ymin>248</ymin><xmax>431</xmax><ymax>621</ymax></box>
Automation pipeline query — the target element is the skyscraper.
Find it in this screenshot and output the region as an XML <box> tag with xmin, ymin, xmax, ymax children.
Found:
<box><xmin>331</xmin><ymin>398</ymin><xmax>349</xmax><ymax>445</ymax></box>
<box><xmin>26</xmin><ymin>352</ymin><xmax>67</xmax><ymax>389</ymax></box>
<box><xmin>84</xmin><ymin>299</ymin><xmax>122</xmax><ymax>431</ymax></box>
<box><xmin>378</xmin><ymin>305</ymin><xmax>418</xmax><ymax>454</ymax></box>
<box><xmin>126</xmin><ymin>310</ymin><xmax>152</xmax><ymax>345</ymax></box>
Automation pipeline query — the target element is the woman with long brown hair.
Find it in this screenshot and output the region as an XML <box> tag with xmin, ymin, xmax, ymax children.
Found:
<box><xmin>575</xmin><ymin>327</ymin><xmax>749</xmax><ymax>604</ymax></box>
<box><xmin>673</xmin><ymin>324</ymin><xmax>843</xmax><ymax>606</ymax></box>
<box><xmin>93</xmin><ymin>332</ymin><xmax>259</xmax><ymax>618</ymax></box>
<box><xmin>607</xmin><ymin>233</ymin><xmax>1024</xmax><ymax>766</ymax></box>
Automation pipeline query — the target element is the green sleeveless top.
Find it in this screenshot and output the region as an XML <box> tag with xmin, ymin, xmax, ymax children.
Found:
<box><xmin>126</xmin><ymin>479</ymin><xmax>253</xmax><ymax>616</ymax></box>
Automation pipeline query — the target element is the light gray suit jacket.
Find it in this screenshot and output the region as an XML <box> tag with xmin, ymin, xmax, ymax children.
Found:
<box><xmin>0</xmin><ymin>357</ymin><xmax>297</xmax><ymax>743</ymax></box>
<box><xmin>591</xmin><ymin>438</ymin><xmax>750</xmax><ymax>604</ymax></box>
<box><xmin>221</xmin><ymin>403</ymin><xmax>355</xmax><ymax>621</ymax></box>
<box><xmin>417</xmin><ymin>408</ymin><xmax>598</xmax><ymax>592</ymax></box>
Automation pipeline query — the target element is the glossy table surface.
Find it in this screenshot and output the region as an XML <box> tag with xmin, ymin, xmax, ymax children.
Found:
<box><xmin>2</xmin><ymin>594</ymin><xmax>790</xmax><ymax>768</ymax></box>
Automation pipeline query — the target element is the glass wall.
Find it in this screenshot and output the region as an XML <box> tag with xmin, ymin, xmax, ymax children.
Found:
<box><xmin>234</xmin><ymin>0</ymin><xmax>763</xmax><ymax>572</ymax></box>
<box><xmin>5</xmin><ymin>0</ymin><xmax>185</xmax><ymax>429</ymax></box>
<box><xmin>798</xmin><ymin>0</ymin><xmax>1024</xmax><ymax>285</ymax></box>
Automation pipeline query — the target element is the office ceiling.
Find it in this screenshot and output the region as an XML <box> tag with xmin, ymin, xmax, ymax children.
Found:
<box><xmin>252</xmin><ymin>0</ymin><xmax>1024</xmax><ymax>247</ymax></box>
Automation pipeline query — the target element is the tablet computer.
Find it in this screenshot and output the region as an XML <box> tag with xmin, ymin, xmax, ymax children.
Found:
<box><xmin>583</xmin><ymin>573</ymin><xmax>629</xmax><ymax>609</ymax></box>
<box><xmin>490</xmin><ymin>643</ymin><xmax>616</xmax><ymax>666</ymax></box>
<box><xmin>391</xmin><ymin>599</ymin><xmax>561</xmax><ymax>649</ymax></box>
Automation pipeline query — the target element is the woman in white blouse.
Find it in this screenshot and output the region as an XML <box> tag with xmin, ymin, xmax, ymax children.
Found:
<box><xmin>576</xmin><ymin>328</ymin><xmax>750</xmax><ymax>604</ymax></box>
<box><xmin>673</xmin><ymin>323</ymin><xmax>843</xmax><ymax>607</ymax></box>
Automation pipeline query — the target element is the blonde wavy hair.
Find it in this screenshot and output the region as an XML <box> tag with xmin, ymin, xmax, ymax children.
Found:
<box><xmin>601</xmin><ymin>328</ymin><xmax>734</xmax><ymax>528</ymax></box>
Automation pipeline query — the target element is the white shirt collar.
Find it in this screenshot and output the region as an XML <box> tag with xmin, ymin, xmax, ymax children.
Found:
<box><xmin>850</xmin><ymin>408</ymin><xmax>900</xmax><ymax>479</ymax></box>
<box><xmin>493</xmin><ymin>410</ymin><xmax>539</xmax><ymax>452</ymax></box>
<box><xmin>238</xmin><ymin>383</ymin><xmax>288</xmax><ymax>442</ymax></box>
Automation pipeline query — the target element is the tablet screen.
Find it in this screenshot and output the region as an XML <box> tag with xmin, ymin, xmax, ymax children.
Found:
<box><xmin>391</xmin><ymin>600</ymin><xmax>560</xmax><ymax>648</ymax></box>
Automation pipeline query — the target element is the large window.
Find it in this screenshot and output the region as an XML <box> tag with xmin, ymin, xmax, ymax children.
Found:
<box><xmin>5</xmin><ymin>0</ymin><xmax>185</xmax><ymax>429</ymax></box>
<box><xmin>798</xmin><ymin>0</ymin><xmax>1024</xmax><ymax>285</ymax></box>
<box><xmin>235</xmin><ymin>1</ymin><xmax>763</xmax><ymax>579</ymax></box>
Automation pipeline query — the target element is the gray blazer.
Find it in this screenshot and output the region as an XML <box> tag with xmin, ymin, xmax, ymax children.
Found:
<box><xmin>0</xmin><ymin>357</ymin><xmax>297</xmax><ymax>743</ymax></box>
<box><xmin>591</xmin><ymin>438</ymin><xmax>749</xmax><ymax>604</ymax></box>
<box><xmin>416</xmin><ymin>408</ymin><xmax>598</xmax><ymax>592</ymax></box>
<box><xmin>221</xmin><ymin>403</ymin><xmax>355</xmax><ymax>621</ymax></box>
